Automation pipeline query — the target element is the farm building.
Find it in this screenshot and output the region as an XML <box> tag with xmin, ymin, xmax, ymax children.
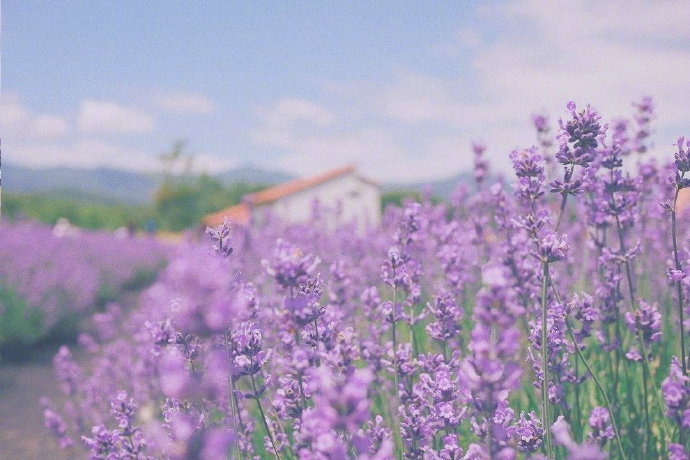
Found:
<box><xmin>203</xmin><ymin>165</ymin><xmax>381</xmax><ymax>229</ymax></box>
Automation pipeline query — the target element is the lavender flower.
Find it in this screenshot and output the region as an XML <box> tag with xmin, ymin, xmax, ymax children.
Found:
<box><xmin>509</xmin><ymin>411</ymin><xmax>543</xmax><ymax>452</ymax></box>
<box><xmin>263</xmin><ymin>239</ymin><xmax>320</xmax><ymax>290</ymax></box>
<box><xmin>44</xmin><ymin>408</ymin><xmax>74</xmax><ymax>449</ymax></box>
<box><xmin>663</xmin><ymin>357</ymin><xmax>690</xmax><ymax>430</ymax></box>
<box><xmin>205</xmin><ymin>217</ymin><xmax>234</xmax><ymax>257</ymax></box>
<box><xmin>551</xmin><ymin>416</ymin><xmax>607</xmax><ymax>460</ymax></box>
<box><xmin>556</xmin><ymin>101</ymin><xmax>604</xmax><ymax>168</ymax></box>
<box><xmin>587</xmin><ymin>406</ymin><xmax>614</xmax><ymax>444</ymax></box>
<box><xmin>426</xmin><ymin>291</ymin><xmax>462</xmax><ymax>343</ymax></box>
<box><xmin>624</xmin><ymin>300</ymin><xmax>662</xmax><ymax>345</ymax></box>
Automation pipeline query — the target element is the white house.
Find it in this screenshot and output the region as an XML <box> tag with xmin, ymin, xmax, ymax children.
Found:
<box><xmin>204</xmin><ymin>165</ymin><xmax>381</xmax><ymax>229</ymax></box>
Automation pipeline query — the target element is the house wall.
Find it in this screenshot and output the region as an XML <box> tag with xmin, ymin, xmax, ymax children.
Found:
<box><xmin>254</xmin><ymin>173</ymin><xmax>381</xmax><ymax>228</ymax></box>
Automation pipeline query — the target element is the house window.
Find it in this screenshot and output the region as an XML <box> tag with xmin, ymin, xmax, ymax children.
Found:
<box><xmin>348</xmin><ymin>190</ymin><xmax>360</xmax><ymax>199</ymax></box>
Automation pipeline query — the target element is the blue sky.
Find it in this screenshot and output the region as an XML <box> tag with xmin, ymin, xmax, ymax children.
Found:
<box><xmin>3</xmin><ymin>1</ymin><xmax>690</xmax><ymax>181</ymax></box>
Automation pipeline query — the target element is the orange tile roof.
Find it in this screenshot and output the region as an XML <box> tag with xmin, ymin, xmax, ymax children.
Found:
<box><xmin>203</xmin><ymin>203</ymin><xmax>251</xmax><ymax>227</ymax></box>
<box><xmin>202</xmin><ymin>165</ymin><xmax>378</xmax><ymax>227</ymax></box>
<box><xmin>246</xmin><ymin>165</ymin><xmax>357</xmax><ymax>205</ymax></box>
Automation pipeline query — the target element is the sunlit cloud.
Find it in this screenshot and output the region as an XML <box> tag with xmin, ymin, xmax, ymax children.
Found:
<box><xmin>6</xmin><ymin>1</ymin><xmax>690</xmax><ymax>182</ymax></box>
<box><xmin>10</xmin><ymin>139</ymin><xmax>236</xmax><ymax>173</ymax></box>
<box><xmin>248</xmin><ymin>0</ymin><xmax>690</xmax><ymax>181</ymax></box>
<box><xmin>1</xmin><ymin>92</ymin><xmax>70</xmax><ymax>139</ymax></box>
<box><xmin>77</xmin><ymin>100</ymin><xmax>155</xmax><ymax>134</ymax></box>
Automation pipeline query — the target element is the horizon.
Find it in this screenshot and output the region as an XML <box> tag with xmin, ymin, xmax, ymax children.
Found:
<box><xmin>4</xmin><ymin>159</ymin><xmax>477</xmax><ymax>187</ymax></box>
<box><xmin>3</xmin><ymin>1</ymin><xmax>690</xmax><ymax>182</ymax></box>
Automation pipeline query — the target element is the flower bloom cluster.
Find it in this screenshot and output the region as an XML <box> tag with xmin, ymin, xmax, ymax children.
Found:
<box><xmin>0</xmin><ymin>221</ymin><xmax>168</xmax><ymax>346</ymax></box>
<box><xmin>40</xmin><ymin>98</ymin><xmax>690</xmax><ymax>459</ymax></box>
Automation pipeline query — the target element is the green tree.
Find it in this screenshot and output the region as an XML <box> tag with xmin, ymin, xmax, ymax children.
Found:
<box><xmin>153</xmin><ymin>141</ymin><xmax>265</xmax><ymax>231</ymax></box>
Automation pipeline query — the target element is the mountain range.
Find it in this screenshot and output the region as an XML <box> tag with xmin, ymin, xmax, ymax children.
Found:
<box><xmin>3</xmin><ymin>163</ymin><xmax>470</xmax><ymax>204</ymax></box>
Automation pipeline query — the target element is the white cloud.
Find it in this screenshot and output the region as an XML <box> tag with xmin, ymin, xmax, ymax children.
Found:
<box><xmin>12</xmin><ymin>0</ymin><xmax>687</xmax><ymax>182</ymax></box>
<box><xmin>500</xmin><ymin>0</ymin><xmax>690</xmax><ymax>43</ymax></box>
<box><xmin>1</xmin><ymin>93</ymin><xmax>30</xmax><ymax>126</ymax></box>
<box><xmin>155</xmin><ymin>91</ymin><xmax>214</xmax><ymax>114</ymax></box>
<box><xmin>9</xmin><ymin>138</ymin><xmax>236</xmax><ymax>173</ymax></box>
<box><xmin>32</xmin><ymin>115</ymin><xmax>70</xmax><ymax>138</ymax></box>
<box><xmin>252</xmin><ymin>98</ymin><xmax>337</xmax><ymax>147</ymax></box>
<box><xmin>2</xmin><ymin>93</ymin><xmax>237</xmax><ymax>174</ymax></box>
<box><xmin>268</xmin><ymin>128</ymin><xmax>407</xmax><ymax>179</ymax></box>
<box><xmin>379</xmin><ymin>72</ymin><xmax>455</xmax><ymax>124</ymax></box>
<box><xmin>252</xmin><ymin>97</ymin><xmax>477</xmax><ymax>182</ymax></box>
<box><xmin>1</xmin><ymin>92</ymin><xmax>70</xmax><ymax>139</ymax></box>
<box><xmin>460</xmin><ymin>0</ymin><xmax>690</xmax><ymax>169</ymax></box>
<box><xmin>265</xmin><ymin>98</ymin><xmax>335</xmax><ymax>128</ymax></box>
<box><xmin>78</xmin><ymin>100</ymin><xmax>155</xmax><ymax>134</ymax></box>
<box><xmin>10</xmin><ymin>140</ymin><xmax>158</xmax><ymax>171</ymax></box>
<box><xmin>370</xmin><ymin>0</ymin><xmax>690</xmax><ymax>176</ymax></box>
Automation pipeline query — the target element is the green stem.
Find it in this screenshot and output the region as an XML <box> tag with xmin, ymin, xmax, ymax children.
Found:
<box><xmin>565</xmin><ymin>319</ymin><xmax>627</xmax><ymax>460</ymax></box>
<box><xmin>250</xmin><ymin>372</ymin><xmax>281</xmax><ymax>459</ymax></box>
<box><xmin>613</xmin><ymin>214</ymin><xmax>671</xmax><ymax>444</ymax></box>
<box><xmin>555</xmin><ymin>192</ymin><xmax>568</xmax><ymax>232</ymax></box>
<box><xmin>642</xmin><ymin>360</ymin><xmax>651</xmax><ymax>458</ymax></box>
<box><xmin>574</xmin><ymin>354</ymin><xmax>581</xmax><ymax>441</ymax></box>
<box><xmin>541</xmin><ymin>262</ymin><xmax>554</xmax><ymax>458</ymax></box>
<box><xmin>225</xmin><ymin>333</ymin><xmax>243</xmax><ymax>460</ymax></box>
<box><xmin>391</xmin><ymin>280</ymin><xmax>403</xmax><ymax>457</ymax></box>
<box><xmin>671</xmin><ymin>185</ymin><xmax>688</xmax><ymax>375</ymax></box>
<box><xmin>554</xmin><ymin>165</ymin><xmax>574</xmax><ymax>232</ymax></box>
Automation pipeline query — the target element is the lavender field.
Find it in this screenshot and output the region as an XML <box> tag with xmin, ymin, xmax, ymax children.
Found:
<box><xmin>4</xmin><ymin>100</ymin><xmax>681</xmax><ymax>459</ymax></box>
<box><xmin>0</xmin><ymin>223</ymin><xmax>168</xmax><ymax>348</ymax></box>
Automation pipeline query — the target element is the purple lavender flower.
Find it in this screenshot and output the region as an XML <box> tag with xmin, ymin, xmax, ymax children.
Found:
<box><xmin>663</xmin><ymin>357</ymin><xmax>690</xmax><ymax>428</ymax></box>
<box><xmin>36</xmin><ymin>97</ymin><xmax>690</xmax><ymax>460</ymax></box>
<box><xmin>297</xmin><ymin>367</ymin><xmax>383</xmax><ymax>458</ymax></box>
<box><xmin>551</xmin><ymin>416</ymin><xmax>607</xmax><ymax>460</ymax></box>
<box><xmin>511</xmin><ymin>148</ymin><xmax>544</xmax><ymax>179</ymax></box>
<box><xmin>556</xmin><ymin>101</ymin><xmax>604</xmax><ymax>168</ymax></box>
<box><xmin>675</xmin><ymin>137</ymin><xmax>690</xmax><ymax>174</ymax></box>
<box><xmin>82</xmin><ymin>425</ymin><xmax>120</xmax><ymax>459</ymax></box>
<box><xmin>509</xmin><ymin>411</ymin><xmax>543</xmax><ymax>452</ymax></box>
<box><xmin>44</xmin><ymin>408</ymin><xmax>74</xmax><ymax>448</ymax></box>
<box><xmin>669</xmin><ymin>443</ymin><xmax>690</xmax><ymax>460</ymax></box>
<box><xmin>263</xmin><ymin>239</ymin><xmax>320</xmax><ymax>290</ymax></box>
<box><xmin>230</xmin><ymin>321</ymin><xmax>270</xmax><ymax>381</ymax></box>
<box><xmin>531</xmin><ymin>232</ymin><xmax>569</xmax><ymax>263</ymax></box>
<box><xmin>283</xmin><ymin>273</ymin><xmax>326</xmax><ymax>327</ymax></box>
<box><xmin>587</xmin><ymin>406</ymin><xmax>614</xmax><ymax>444</ymax></box>
<box><xmin>426</xmin><ymin>291</ymin><xmax>462</xmax><ymax>343</ymax></box>
<box><xmin>205</xmin><ymin>217</ymin><xmax>234</xmax><ymax>257</ymax></box>
<box><xmin>632</xmin><ymin>96</ymin><xmax>654</xmax><ymax>153</ymax></box>
<box><xmin>533</xmin><ymin>114</ymin><xmax>551</xmax><ymax>137</ymax></box>
<box><xmin>624</xmin><ymin>300</ymin><xmax>662</xmax><ymax>345</ymax></box>
<box><xmin>473</xmin><ymin>141</ymin><xmax>490</xmax><ymax>185</ymax></box>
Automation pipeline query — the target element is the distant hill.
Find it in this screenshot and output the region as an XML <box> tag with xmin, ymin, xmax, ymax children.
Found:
<box><xmin>383</xmin><ymin>171</ymin><xmax>476</xmax><ymax>198</ymax></box>
<box><xmin>3</xmin><ymin>164</ymin><xmax>294</xmax><ymax>205</ymax></box>
<box><xmin>3</xmin><ymin>163</ymin><xmax>473</xmax><ymax>204</ymax></box>
<box><xmin>216</xmin><ymin>166</ymin><xmax>294</xmax><ymax>186</ymax></box>
<box><xmin>4</xmin><ymin>164</ymin><xmax>158</xmax><ymax>204</ymax></box>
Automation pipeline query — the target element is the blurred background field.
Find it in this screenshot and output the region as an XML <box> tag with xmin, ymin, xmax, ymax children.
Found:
<box><xmin>3</xmin><ymin>2</ymin><xmax>690</xmax><ymax>459</ymax></box>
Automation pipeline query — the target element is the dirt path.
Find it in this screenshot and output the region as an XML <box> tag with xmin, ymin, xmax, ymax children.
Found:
<box><xmin>0</xmin><ymin>345</ymin><xmax>75</xmax><ymax>460</ymax></box>
<box><xmin>0</xmin><ymin>291</ymin><xmax>144</xmax><ymax>459</ymax></box>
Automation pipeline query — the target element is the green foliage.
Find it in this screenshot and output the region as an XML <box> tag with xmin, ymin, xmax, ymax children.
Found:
<box><xmin>3</xmin><ymin>192</ymin><xmax>151</xmax><ymax>230</ymax></box>
<box><xmin>153</xmin><ymin>173</ymin><xmax>264</xmax><ymax>231</ymax></box>
<box><xmin>121</xmin><ymin>265</ymin><xmax>166</xmax><ymax>291</ymax></box>
<box><xmin>381</xmin><ymin>190</ymin><xmax>424</xmax><ymax>209</ymax></box>
<box><xmin>382</xmin><ymin>189</ymin><xmax>443</xmax><ymax>209</ymax></box>
<box><xmin>0</xmin><ymin>283</ymin><xmax>44</xmax><ymax>346</ymax></box>
<box><xmin>3</xmin><ymin>178</ymin><xmax>264</xmax><ymax>233</ymax></box>
<box><xmin>152</xmin><ymin>141</ymin><xmax>266</xmax><ymax>231</ymax></box>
